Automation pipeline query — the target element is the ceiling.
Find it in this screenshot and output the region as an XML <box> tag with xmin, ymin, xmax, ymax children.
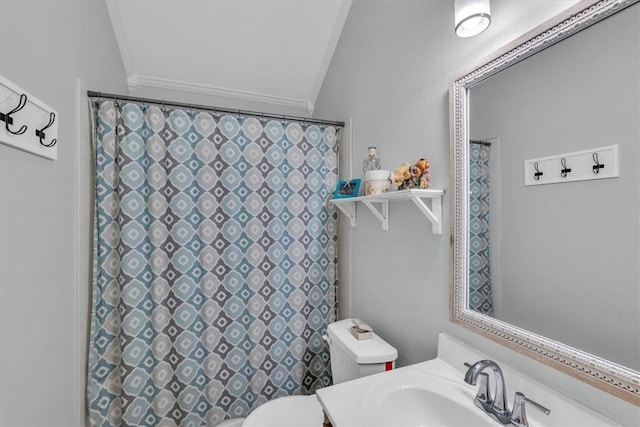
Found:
<box><xmin>106</xmin><ymin>0</ymin><xmax>353</xmax><ymax>114</ymax></box>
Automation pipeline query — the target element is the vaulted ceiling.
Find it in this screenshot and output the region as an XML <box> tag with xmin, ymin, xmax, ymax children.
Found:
<box><xmin>106</xmin><ymin>0</ymin><xmax>353</xmax><ymax>114</ymax></box>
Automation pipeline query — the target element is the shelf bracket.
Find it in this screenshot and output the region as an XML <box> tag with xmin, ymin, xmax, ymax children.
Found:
<box><xmin>334</xmin><ymin>201</ymin><xmax>356</xmax><ymax>227</ymax></box>
<box><xmin>329</xmin><ymin>189</ymin><xmax>444</xmax><ymax>234</ymax></box>
<box><xmin>362</xmin><ymin>200</ymin><xmax>390</xmax><ymax>231</ymax></box>
<box><xmin>410</xmin><ymin>195</ymin><xmax>442</xmax><ymax>234</ymax></box>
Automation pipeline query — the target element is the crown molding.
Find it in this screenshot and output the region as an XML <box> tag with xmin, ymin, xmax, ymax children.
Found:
<box><xmin>127</xmin><ymin>74</ymin><xmax>312</xmax><ymax>113</ymax></box>
<box><xmin>106</xmin><ymin>0</ymin><xmax>354</xmax><ymax>114</ymax></box>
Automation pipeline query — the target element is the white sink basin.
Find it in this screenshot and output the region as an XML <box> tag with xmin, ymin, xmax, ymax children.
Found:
<box><xmin>363</xmin><ymin>371</ymin><xmax>494</xmax><ymax>427</ymax></box>
<box><xmin>316</xmin><ymin>335</ymin><xmax>621</xmax><ymax>427</ymax></box>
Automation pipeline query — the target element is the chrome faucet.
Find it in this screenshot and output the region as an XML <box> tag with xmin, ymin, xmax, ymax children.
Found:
<box><xmin>464</xmin><ymin>360</ymin><xmax>511</xmax><ymax>424</ymax></box>
<box><xmin>464</xmin><ymin>360</ymin><xmax>550</xmax><ymax>427</ymax></box>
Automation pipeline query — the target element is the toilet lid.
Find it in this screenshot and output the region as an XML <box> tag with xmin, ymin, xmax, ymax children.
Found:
<box><xmin>243</xmin><ymin>395</ymin><xmax>324</xmax><ymax>427</ymax></box>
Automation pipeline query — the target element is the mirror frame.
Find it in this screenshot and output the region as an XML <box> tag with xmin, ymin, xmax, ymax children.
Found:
<box><xmin>449</xmin><ymin>0</ymin><xmax>640</xmax><ymax>405</ymax></box>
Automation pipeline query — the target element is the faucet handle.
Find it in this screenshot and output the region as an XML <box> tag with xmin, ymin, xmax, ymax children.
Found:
<box><xmin>511</xmin><ymin>392</ymin><xmax>550</xmax><ymax>427</ymax></box>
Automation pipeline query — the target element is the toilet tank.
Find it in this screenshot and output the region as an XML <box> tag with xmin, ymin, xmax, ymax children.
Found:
<box><xmin>326</xmin><ymin>318</ymin><xmax>398</xmax><ymax>384</ymax></box>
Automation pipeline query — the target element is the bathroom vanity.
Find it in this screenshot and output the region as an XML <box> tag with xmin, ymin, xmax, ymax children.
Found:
<box><xmin>321</xmin><ymin>2</ymin><xmax>640</xmax><ymax>426</ymax></box>
<box><xmin>316</xmin><ymin>334</ymin><xmax>620</xmax><ymax>426</ymax></box>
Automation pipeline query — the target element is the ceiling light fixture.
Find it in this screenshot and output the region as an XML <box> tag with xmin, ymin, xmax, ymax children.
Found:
<box><xmin>455</xmin><ymin>0</ymin><xmax>491</xmax><ymax>38</ymax></box>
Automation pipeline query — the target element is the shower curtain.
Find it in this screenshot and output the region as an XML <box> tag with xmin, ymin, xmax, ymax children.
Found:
<box><xmin>469</xmin><ymin>142</ymin><xmax>494</xmax><ymax>315</ymax></box>
<box><xmin>87</xmin><ymin>99</ymin><xmax>339</xmax><ymax>427</ymax></box>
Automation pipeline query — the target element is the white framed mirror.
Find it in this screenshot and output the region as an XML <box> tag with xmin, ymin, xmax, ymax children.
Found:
<box><xmin>450</xmin><ymin>0</ymin><xmax>640</xmax><ymax>405</ymax></box>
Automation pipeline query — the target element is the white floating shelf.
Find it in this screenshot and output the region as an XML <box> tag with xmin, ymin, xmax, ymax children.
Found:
<box><xmin>329</xmin><ymin>189</ymin><xmax>444</xmax><ymax>233</ymax></box>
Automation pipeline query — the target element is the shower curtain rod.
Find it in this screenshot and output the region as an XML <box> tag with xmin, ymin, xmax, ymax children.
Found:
<box><xmin>86</xmin><ymin>91</ymin><xmax>345</xmax><ymax>128</ymax></box>
<box><xmin>470</xmin><ymin>139</ymin><xmax>492</xmax><ymax>146</ymax></box>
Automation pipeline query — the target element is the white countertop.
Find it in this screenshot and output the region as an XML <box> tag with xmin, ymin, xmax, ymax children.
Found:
<box><xmin>315</xmin><ymin>333</ymin><xmax>620</xmax><ymax>427</ymax></box>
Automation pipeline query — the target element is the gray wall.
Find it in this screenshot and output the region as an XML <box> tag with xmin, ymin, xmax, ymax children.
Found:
<box><xmin>0</xmin><ymin>1</ymin><xmax>128</xmax><ymax>426</ymax></box>
<box><xmin>1</xmin><ymin>0</ymin><xmax>638</xmax><ymax>425</ymax></box>
<box><xmin>0</xmin><ymin>2</ymin><xmax>309</xmax><ymax>426</ymax></box>
<box><xmin>470</xmin><ymin>5</ymin><xmax>639</xmax><ymax>370</ymax></box>
<box><xmin>314</xmin><ymin>0</ymin><xmax>638</xmax><ymax>425</ymax></box>
<box><xmin>0</xmin><ymin>1</ymin><xmax>129</xmax><ymax>425</ymax></box>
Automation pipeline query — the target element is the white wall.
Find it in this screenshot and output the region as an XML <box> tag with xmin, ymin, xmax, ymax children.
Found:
<box><xmin>314</xmin><ymin>0</ymin><xmax>639</xmax><ymax>425</ymax></box>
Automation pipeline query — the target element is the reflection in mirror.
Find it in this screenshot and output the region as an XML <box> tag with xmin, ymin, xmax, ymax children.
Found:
<box><xmin>468</xmin><ymin>139</ymin><xmax>497</xmax><ymax>317</ymax></box>
<box><xmin>450</xmin><ymin>0</ymin><xmax>640</xmax><ymax>405</ymax></box>
<box><xmin>468</xmin><ymin>3</ymin><xmax>639</xmax><ymax>371</ymax></box>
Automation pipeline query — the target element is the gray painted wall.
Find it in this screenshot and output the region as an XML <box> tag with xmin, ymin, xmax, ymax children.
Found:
<box><xmin>314</xmin><ymin>0</ymin><xmax>639</xmax><ymax>424</ymax></box>
<box><xmin>0</xmin><ymin>2</ymin><xmax>310</xmax><ymax>426</ymax></box>
<box><xmin>470</xmin><ymin>5</ymin><xmax>639</xmax><ymax>371</ymax></box>
<box><xmin>0</xmin><ymin>1</ymin><xmax>128</xmax><ymax>425</ymax></box>
<box><xmin>1</xmin><ymin>0</ymin><xmax>638</xmax><ymax>425</ymax></box>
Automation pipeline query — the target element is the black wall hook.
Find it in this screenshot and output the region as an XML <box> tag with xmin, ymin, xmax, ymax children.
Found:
<box><xmin>36</xmin><ymin>111</ymin><xmax>57</xmax><ymax>147</ymax></box>
<box><xmin>560</xmin><ymin>157</ymin><xmax>572</xmax><ymax>178</ymax></box>
<box><xmin>0</xmin><ymin>93</ymin><xmax>28</xmax><ymax>135</ymax></box>
<box><xmin>534</xmin><ymin>161</ymin><xmax>543</xmax><ymax>180</ymax></box>
<box><xmin>592</xmin><ymin>152</ymin><xmax>605</xmax><ymax>174</ymax></box>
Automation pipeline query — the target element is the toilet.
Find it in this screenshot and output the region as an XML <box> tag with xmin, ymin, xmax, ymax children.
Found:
<box><xmin>240</xmin><ymin>318</ymin><xmax>398</xmax><ymax>426</ymax></box>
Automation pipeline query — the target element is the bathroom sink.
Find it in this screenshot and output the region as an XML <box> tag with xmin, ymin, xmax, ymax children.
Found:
<box><xmin>317</xmin><ymin>336</ymin><xmax>618</xmax><ymax>427</ymax></box>
<box><xmin>362</xmin><ymin>371</ymin><xmax>494</xmax><ymax>427</ymax></box>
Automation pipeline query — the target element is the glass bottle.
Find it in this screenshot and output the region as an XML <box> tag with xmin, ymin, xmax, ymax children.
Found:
<box><xmin>362</xmin><ymin>146</ymin><xmax>382</xmax><ymax>176</ymax></box>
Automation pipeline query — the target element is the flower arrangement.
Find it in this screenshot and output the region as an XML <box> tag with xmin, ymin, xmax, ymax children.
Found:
<box><xmin>393</xmin><ymin>157</ymin><xmax>431</xmax><ymax>190</ymax></box>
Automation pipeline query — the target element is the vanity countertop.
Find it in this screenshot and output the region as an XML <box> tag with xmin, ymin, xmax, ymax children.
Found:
<box><xmin>315</xmin><ymin>333</ymin><xmax>621</xmax><ymax>427</ymax></box>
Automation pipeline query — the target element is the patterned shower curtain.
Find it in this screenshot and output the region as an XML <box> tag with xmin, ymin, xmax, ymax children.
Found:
<box><xmin>469</xmin><ymin>142</ymin><xmax>494</xmax><ymax>315</ymax></box>
<box><xmin>87</xmin><ymin>100</ymin><xmax>339</xmax><ymax>426</ymax></box>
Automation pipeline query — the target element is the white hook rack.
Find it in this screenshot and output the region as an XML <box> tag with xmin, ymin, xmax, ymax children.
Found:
<box><xmin>329</xmin><ymin>189</ymin><xmax>444</xmax><ymax>233</ymax></box>
<box><xmin>524</xmin><ymin>144</ymin><xmax>618</xmax><ymax>186</ymax></box>
<box><xmin>0</xmin><ymin>75</ymin><xmax>58</xmax><ymax>160</ymax></box>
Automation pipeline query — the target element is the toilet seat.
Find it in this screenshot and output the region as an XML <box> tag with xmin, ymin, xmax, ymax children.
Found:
<box><xmin>243</xmin><ymin>395</ymin><xmax>324</xmax><ymax>427</ymax></box>
<box><xmin>214</xmin><ymin>418</ymin><xmax>245</xmax><ymax>427</ymax></box>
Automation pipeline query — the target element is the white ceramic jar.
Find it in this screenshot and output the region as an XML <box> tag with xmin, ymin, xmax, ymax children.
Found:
<box><xmin>365</xmin><ymin>170</ymin><xmax>391</xmax><ymax>195</ymax></box>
